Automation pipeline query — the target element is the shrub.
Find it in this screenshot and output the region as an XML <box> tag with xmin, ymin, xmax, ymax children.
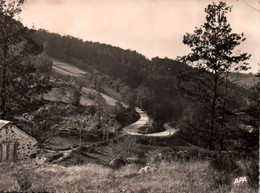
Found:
<box><xmin>138</xmin><ymin>126</ymin><xmax>155</xmax><ymax>134</ymax></box>
<box><xmin>208</xmin><ymin>151</ymin><xmax>259</xmax><ymax>190</ymax></box>
<box><xmin>15</xmin><ymin>169</ymin><xmax>33</xmax><ymax>191</ymax></box>
<box><xmin>145</xmin><ymin>149</ymin><xmax>163</xmax><ymax>165</ymax></box>
<box><xmin>208</xmin><ymin>169</ymin><xmax>232</xmax><ymax>190</ymax></box>
<box><xmin>99</xmin><ymin>136</ymin><xmax>137</xmax><ymax>162</ymax></box>
<box><xmin>236</xmin><ymin>157</ymin><xmax>259</xmax><ymax>188</ymax></box>
<box><xmin>209</xmin><ymin>153</ymin><xmax>240</xmax><ymax>174</ymax></box>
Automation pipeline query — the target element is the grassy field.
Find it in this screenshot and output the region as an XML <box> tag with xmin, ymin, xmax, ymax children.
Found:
<box><xmin>48</xmin><ymin>135</ymin><xmax>102</xmax><ymax>150</ymax></box>
<box><xmin>0</xmin><ymin>136</ymin><xmax>257</xmax><ymax>193</ymax></box>
<box><xmin>103</xmin><ymin>87</ymin><xmax>123</xmax><ymax>102</ymax></box>
<box><xmin>52</xmin><ymin>59</ymin><xmax>88</xmax><ymax>77</ymax></box>
<box><xmin>0</xmin><ymin>158</ymin><xmax>255</xmax><ymax>192</ymax></box>
<box><xmin>49</xmin><ymin>58</ymin><xmax>125</xmax><ymax>108</ymax></box>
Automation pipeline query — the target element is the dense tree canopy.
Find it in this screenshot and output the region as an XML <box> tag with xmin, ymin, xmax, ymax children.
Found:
<box><xmin>34</xmin><ymin>30</ymin><xmax>148</xmax><ymax>88</ymax></box>
<box><xmin>0</xmin><ymin>0</ymin><xmax>51</xmax><ymax>119</ymax></box>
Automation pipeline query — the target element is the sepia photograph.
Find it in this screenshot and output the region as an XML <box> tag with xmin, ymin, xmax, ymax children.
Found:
<box><xmin>0</xmin><ymin>0</ymin><xmax>259</xmax><ymax>192</ymax></box>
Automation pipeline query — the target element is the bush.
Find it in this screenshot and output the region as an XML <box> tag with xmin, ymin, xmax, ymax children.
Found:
<box><xmin>14</xmin><ymin>169</ymin><xmax>33</xmax><ymax>191</ymax></box>
<box><xmin>236</xmin><ymin>157</ymin><xmax>259</xmax><ymax>188</ymax></box>
<box><xmin>145</xmin><ymin>149</ymin><xmax>163</xmax><ymax>165</ymax></box>
<box><xmin>208</xmin><ymin>152</ymin><xmax>259</xmax><ymax>190</ymax></box>
<box><xmin>209</xmin><ymin>153</ymin><xmax>240</xmax><ymax>174</ymax></box>
<box><xmin>99</xmin><ymin>136</ymin><xmax>137</xmax><ymax>162</ymax></box>
<box><xmin>138</xmin><ymin>126</ymin><xmax>166</xmax><ymax>134</ymax></box>
<box><xmin>208</xmin><ymin>169</ymin><xmax>232</xmax><ymax>190</ymax></box>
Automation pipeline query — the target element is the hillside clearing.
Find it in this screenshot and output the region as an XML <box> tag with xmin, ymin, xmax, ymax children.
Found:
<box><xmin>52</xmin><ymin>59</ymin><xmax>88</xmax><ymax>77</ymax></box>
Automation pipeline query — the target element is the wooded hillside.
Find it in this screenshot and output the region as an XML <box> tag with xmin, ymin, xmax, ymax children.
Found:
<box><xmin>33</xmin><ymin>29</ymin><xmax>254</xmax><ymax>126</ymax></box>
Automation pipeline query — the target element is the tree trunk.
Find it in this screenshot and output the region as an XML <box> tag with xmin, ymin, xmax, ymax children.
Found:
<box><xmin>209</xmin><ymin>72</ymin><xmax>218</xmax><ymax>150</ymax></box>
<box><xmin>0</xmin><ymin>45</ymin><xmax>8</xmax><ymax>120</ymax></box>
<box><xmin>220</xmin><ymin>73</ymin><xmax>229</xmax><ymax>150</ymax></box>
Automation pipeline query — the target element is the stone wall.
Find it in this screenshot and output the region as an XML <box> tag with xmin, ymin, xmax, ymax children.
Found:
<box><xmin>0</xmin><ymin>124</ymin><xmax>38</xmax><ymax>160</ymax></box>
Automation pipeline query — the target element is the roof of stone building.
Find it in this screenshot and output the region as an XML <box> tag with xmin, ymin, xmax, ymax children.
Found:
<box><xmin>0</xmin><ymin>120</ymin><xmax>11</xmax><ymax>129</ymax></box>
<box><xmin>0</xmin><ymin>119</ymin><xmax>37</xmax><ymax>143</ymax></box>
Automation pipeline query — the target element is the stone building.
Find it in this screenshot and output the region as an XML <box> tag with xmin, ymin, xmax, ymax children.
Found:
<box><xmin>0</xmin><ymin>120</ymin><xmax>38</xmax><ymax>161</ymax></box>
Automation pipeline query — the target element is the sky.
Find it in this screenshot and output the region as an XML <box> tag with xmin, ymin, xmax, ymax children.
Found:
<box><xmin>20</xmin><ymin>0</ymin><xmax>260</xmax><ymax>73</ymax></box>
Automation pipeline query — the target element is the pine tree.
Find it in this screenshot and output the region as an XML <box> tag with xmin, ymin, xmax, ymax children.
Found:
<box><xmin>178</xmin><ymin>1</ymin><xmax>250</xmax><ymax>150</ymax></box>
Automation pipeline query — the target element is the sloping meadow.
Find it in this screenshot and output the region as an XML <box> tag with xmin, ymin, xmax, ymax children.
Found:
<box><xmin>0</xmin><ymin>158</ymin><xmax>256</xmax><ymax>192</ymax></box>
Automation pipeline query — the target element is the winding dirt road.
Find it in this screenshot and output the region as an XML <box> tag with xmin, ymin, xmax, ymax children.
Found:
<box><xmin>51</xmin><ymin>59</ymin><xmax>177</xmax><ymax>137</ymax></box>
<box><xmin>122</xmin><ymin>108</ymin><xmax>178</xmax><ymax>137</ymax></box>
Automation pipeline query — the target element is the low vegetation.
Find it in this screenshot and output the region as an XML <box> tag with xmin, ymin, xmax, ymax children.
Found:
<box><xmin>138</xmin><ymin>126</ymin><xmax>165</xmax><ymax>134</ymax></box>
<box><xmin>0</xmin><ymin>147</ymin><xmax>257</xmax><ymax>192</ymax></box>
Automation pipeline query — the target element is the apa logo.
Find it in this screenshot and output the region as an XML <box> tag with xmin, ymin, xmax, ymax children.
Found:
<box><xmin>233</xmin><ymin>176</ymin><xmax>247</xmax><ymax>185</ymax></box>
